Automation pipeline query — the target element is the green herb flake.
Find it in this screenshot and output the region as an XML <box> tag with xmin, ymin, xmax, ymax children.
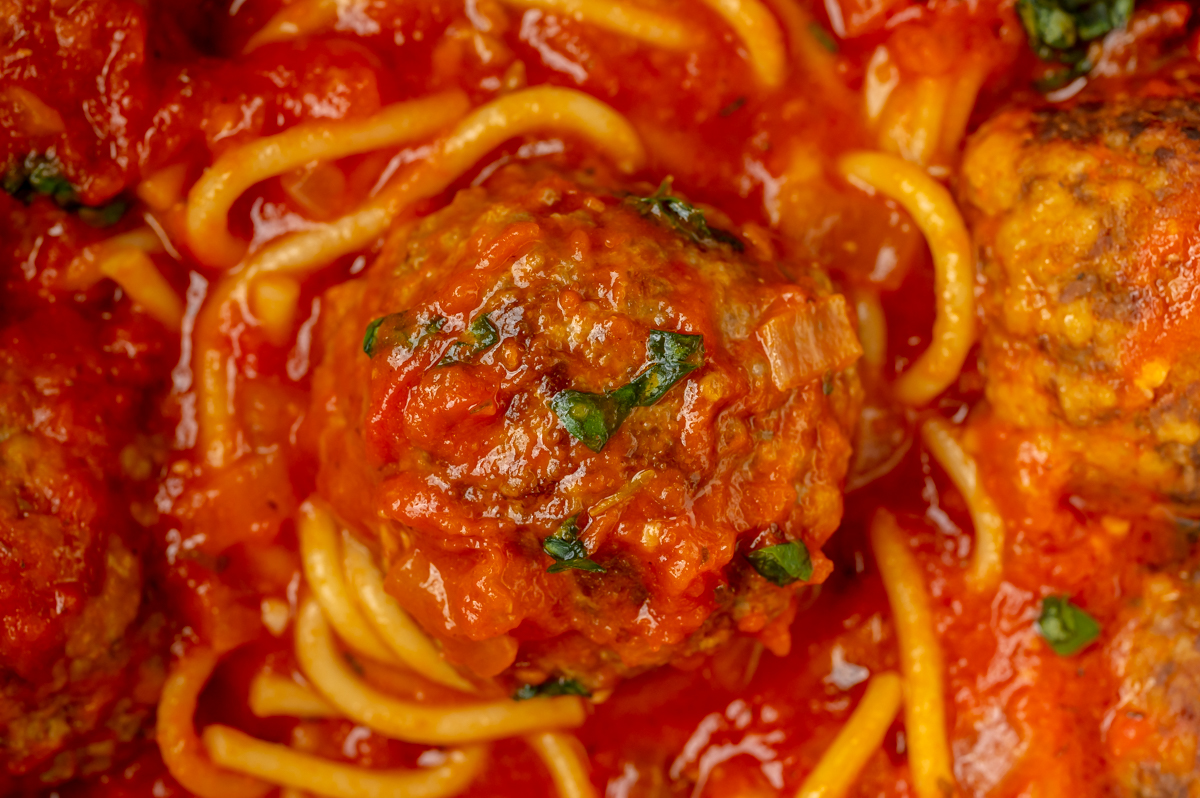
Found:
<box><xmin>1016</xmin><ymin>0</ymin><xmax>1135</xmax><ymax>87</ymax></box>
<box><xmin>808</xmin><ymin>22</ymin><xmax>838</xmax><ymax>53</ymax></box>
<box><xmin>362</xmin><ymin>312</ymin><xmax>445</xmax><ymax>358</ymax></box>
<box><xmin>362</xmin><ymin>317</ymin><xmax>387</xmax><ymax>356</ymax></box>
<box><xmin>747</xmin><ymin>541</ymin><xmax>813</xmax><ymax>586</ymax></box>
<box><xmin>550</xmin><ymin>329</ymin><xmax>705</xmax><ymax>452</ymax></box>
<box><xmin>628</xmin><ymin>178</ymin><xmax>743</xmax><ymax>252</ymax></box>
<box><xmin>78</xmin><ymin>200</ymin><xmax>127</xmax><ymax>229</ymax></box>
<box><xmin>543</xmin><ymin>516</ymin><xmax>606</xmax><ymax>574</ymax></box>
<box><xmin>1036</xmin><ymin>595</ymin><xmax>1101</xmax><ymax>656</ymax></box>
<box><xmin>513</xmin><ymin>677</ymin><xmax>591</xmax><ymax>701</ymax></box>
<box><xmin>718</xmin><ymin>97</ymin><xmax>747</xmax><ymax>118</ymax></box>
<box><xmin>438</xmin><ymin>315</ymin><xmax>500</xmax><ymax>366</ymax></box>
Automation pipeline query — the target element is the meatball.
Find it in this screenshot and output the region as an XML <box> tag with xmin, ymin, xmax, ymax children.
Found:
<box><xmin>0</xmin><ymin>307</ymin><xmax>166</xmax><ymax>790</ymax></box>
<box><xmin>310</xmin><ymin>164</ymin><xmax>862</xmax><ymax>689</ymax></box>
<box><xmin>1104</xmin><ymin>567</ymin><xmax>1200</xmax><ymax>797</ymax></box>
<box><xmin>960</xmin><ymin>96</ymin><xmax>1200</xmax><ymax>507</ymax></box>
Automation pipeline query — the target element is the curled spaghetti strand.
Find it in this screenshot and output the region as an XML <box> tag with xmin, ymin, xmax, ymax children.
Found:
<box><xmin>699</xmin><ymin>0</ymin><xmax>786</xmax><ymax>88</ymax></box>
<box><xmin>186</xmin><ymin>92</ymin><xmax>471</xmax><ymax>268</ymax></box>
<box><xmin>203</xmin><ymin>725</ymin><xmax>488</xmax><ymax>798</ymax></box>
<box><xmin>158</xmin><ymin>647</ymin><xmax>272</xmax><ymax>798</ymax></box>
<box><xmin>194</xmin><ymin>86</ymin><xmax>644</xmax><ymax>468</ymax></box>
<box><xmin>838</xmin><ymin>152</ymin><xmax>975</xmax><ymax>406</ymax></box>
<box><xmin>921</xmin><ymin>417</ymin><xmax>1005</xmax><ymax>591</ymax></box>
<box><xmin>527</xmin><ymin>732</ymin><xmax>598</xmax><ymax>798</ymax></box>
<box><xmin>342</xmin><ymin>530</ymin><xmax>476</xmax><ymax>692</ymax></box>
<box><xmin>870</xmin><ymin>510</ymin><xmax>955</xmax><ymax>798</ymax></box>
<box><xmin>294</xmin><ymin>596</ymin><xmax>587</xmax><ymax>744</ymax></box>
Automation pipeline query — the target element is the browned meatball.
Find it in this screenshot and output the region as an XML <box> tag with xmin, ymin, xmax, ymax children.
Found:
<box><xmin>1104</xmin><ymin>566</ymin><xmax>1200</xmax><ymax>797</ymax></box>
<box><xmin>961</xmin><ymin>95</ymin><xmax>1200</xmax><ymax>508</ymax></box>
<box><xmin>309</xmin><ymin>164</ymin><xmax>863</xmax><ymax>690</ymax></box>
<box><xmin>0</xmin><ymin>306</ymin><xmax>167</xmax><ymax>791</ymax></box>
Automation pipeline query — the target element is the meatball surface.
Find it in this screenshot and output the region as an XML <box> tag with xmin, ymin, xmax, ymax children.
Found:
<box><xmin>311</xmin><ymin>165</ymin><xmax>862</xmax><ymax>689</ymax></box>
<box><xmin>0</xmin><ymin>306</ymin><xmax>166</xmax><ymax>791</ymax></box>
<box><xmin>1105</xmin><ymin>566</ymin><xmax>1200</xmax><ymax>797</ymax></box>
<box><xmin>961</xmin><ymin>96</ymin><xmax>1200</xmax><ymax>507</ymax></box>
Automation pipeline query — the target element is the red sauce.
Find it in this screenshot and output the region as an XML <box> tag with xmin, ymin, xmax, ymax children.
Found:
<box><xmin>3</xmin><ymin>1</ymin><xmax>1196</xmax><ymax>796</ymax></box>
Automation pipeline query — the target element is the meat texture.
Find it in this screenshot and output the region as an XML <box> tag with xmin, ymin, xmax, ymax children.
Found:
<box><xmin>961</xmin><ymin>95</ymin><xmax>1200</xmax><ymax>509</ymax></box>
<box><xmin>310</xmin><ymin>164</ymin><xmax>862</xmax><ymax>690</ymax></box>
<box><xmin>0</xmin><ymin>304</ymin><xmax>166</xmax><ymax>791</ymax></box>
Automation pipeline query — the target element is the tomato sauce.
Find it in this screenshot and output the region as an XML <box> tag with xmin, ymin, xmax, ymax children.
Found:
<box><xmin>4</xmin><ymin>0</ymin><xmax>1198</xmax><ymax>796</ymax></box>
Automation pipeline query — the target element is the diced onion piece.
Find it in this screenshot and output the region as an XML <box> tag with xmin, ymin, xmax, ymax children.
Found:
<box><xmin>756</xmin><ymin>294</ymin><xmax>863</xmax><ymax>390</ymax></box>
<box><xmin>252</xmin><ymin>275</ymin><xmax>302</xmax><ymax>346</ymax></box>
<box><xmin>138</xmin><ymin>163</ymin><xmax>190</xmax><ymax>212</ymax></box>
<box><xmin>280</xmin><ymin>161</ymin><xmax>347</xmax><ymax>221</ymax></box>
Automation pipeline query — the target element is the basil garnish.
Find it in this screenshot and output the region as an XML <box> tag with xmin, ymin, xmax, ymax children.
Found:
<box><xmin>747</xmin><ymin>541</ymin><xmax>813</xmax><ymax>586</ymax></box>
<box><xmin>628</xmin><ymin>178</ymin><xmax>743</xmax><ymax>251</ymax></box>
<box><xmin>513</xmin><ymin>677</ymin><xmax>591</xmax><ymax>701</ymax></box>
<box><xmin>542</xmin><ymin>516</ymin><xmax>605</xmax><ymax>574</ymax></box>
<box><xmin>550</xmin><ymin>330</ymin><xmax>704</xmax><ymax>452</ymax></box>
<box><xmin>1036</xmin><ymin>595</ymin><xmax>1101</xmax><ymax>656</ymax></box>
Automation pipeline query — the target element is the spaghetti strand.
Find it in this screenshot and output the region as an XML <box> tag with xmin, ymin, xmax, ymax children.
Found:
<box><xmin>526</xmin><ymin>732</ymin><xmax>598</xmax><ymax>798</ymax></box>
<box><xmin>870</xmin><ymin>510</ymin><xmax>955</xmax><ymax>798</ymax></box>
<box><xmin>794</xmin><ymin>671</ymin><xmax>904</xmax><ymax>798</ymax></box>
<box><xmin>203</xmin><ymin>725</ymin><xmax>487</xmax><ymax>798</ymax></box>
<box><xmin>838</xmin><ymin>152</ymin><xmax>975</xmax><ymax>406</ymax></box>
<box><xmin>295</xmin><ymin>596</ymin><xmax>588</xmax><ymax>744</ymax></box>
<box><xmin>186</xmin><ymin>92</ymin><xmax>471</xmax><ymax>268</ymax></box>
<box><xmin>921</xmin><ymin>417</ymin><xmax>1005</xmax><ymax>591</ymax></box>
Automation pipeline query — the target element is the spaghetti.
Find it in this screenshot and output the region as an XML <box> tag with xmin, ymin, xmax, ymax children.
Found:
<box><xmin>870</xmin><ymin>510</ymin><xmax>955</xmax><ymax>798</ymax></box>
<box><xmin>192</xmin><ymin>85</ymin><xmax>646</xmax><ymax>468</ymax></box>
<box><xmin>838</xmin><ymin>152</ymin><xmax>975</xmax><ymax>406</ymax></box>
<box><xmin>794</xmin><ymin>671</ymin><xmax>904</xmax><ymax>798</ymax></box>
<box><xmin>921</xmin><ymin>417</ymin><xmax>1006</xmax><ymax>590</ymax></box>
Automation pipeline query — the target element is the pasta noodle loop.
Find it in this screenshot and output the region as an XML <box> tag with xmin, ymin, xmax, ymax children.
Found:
<box><xmin>194</xmin><ymin>87</ymin><xmax>644</xmax><ymax>468</ymax></box>
<box><xmin>157</xmin><ymin>647</ymin><xmax>273</xmax><ymax>798</ymax></box>
<box><xmin>870</xmin><ymin>510</ymin><xmax>955</xmax><ymax>798</ymax></box>
<box><xmin>794</xmin><ymin>671</ymin><xmax>904</xmax><ymax>798</ymax></box>
<box><xmin>526</xmin><ymin>732</ymin><xmax>598</xmax><ymax>798</ymax></box>
<box><xmin>203</xmin><ymin>724</ymin><xmax>488</xmax><ymax>798</ymax></box>
<box><xmin>298</xmin><ymin>500</ymin><xmax>401</xmax><ymax>666</ymax></box>
<box><xmin>342</xmin><ymin>530</ymin><xmax>476</xmax><ymax>692</ymax></box>
<box><xmin>295</xmin><ymin>596</ymin><xmax>588</xmax><ymax>744</ymax></box>
<box><xmin>838</xmin><ymin>152</ymin><xmax>975</xmax><ymax>406</ymax></box>
<box><xmin>186</xmin><ymin>91</ymin><xmax>471</xmax><ymax>268</ymax></box>
<box><xmin>699</xmin><ymin>0</ymin><xmax>786</xmax><ymax>88</ymax></box>
<box><xmin>921</xmin><ymin>417</ymin><xmax>1005</xmax><ymax>591</ymax></box>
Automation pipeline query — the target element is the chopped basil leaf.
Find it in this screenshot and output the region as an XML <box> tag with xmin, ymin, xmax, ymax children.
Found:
<box><xmin>808</xmin><ymin>22</ymin><xmax>838</xmax><ymax>53</ymax></box>
<box><xmin>362</xmin><ymin>312</ymin><xmax>445</xmax><ymax>358</ymax></box>
<box><xmin>78</xmin><ymin>200</ymin><xmax>128</xmax><ymax>229</ymax></box>
<box><xmin>438</xmin><ymin>315</ymin><xmax>500</xmax><ymax>366</ymax></box>
<box><xmin>747</xmin><ymin>541</ymin><xmax>813</xmax><ymax>586</ymax></box>
<box><xmin>362</xmin><ymin>317</ymin><xmax>386</xmax><ymax>355</ymax></box>
<box><xmin>513</xmin><ymin>677</ymin><xmax>591</xmax><ymax>700</ymax></box>
<box><xmin>550</xmin><ymin>329</ymin><xmax>705</xmax><ymax>452</ymax></box>
<box><xmin>1017</xmin><ymin>0</ymin><xmax>1134</xmax><ymax>77</ymax></box>
<box><xmin>1036</xmin><ymin>595</ymin><xmax>1100</xmax><ymax>656</ymax></box>
<box><xmin>718</xmin><ymin>97</ymin><xmax>747</xmax><ymax>118</ymax></box>
<box><xmin>628</xmin><ymin>178</ymin><xmax>743</xmax><ymax>252</ymax></box>
<box><xmin>4</xmin><ymin>152</ymin><xmax>127</xmax><ymax>225</ymax></box>
<box><xmin>543</xmin><ymin>516</ymin><xmax>606</xmax><ymax>574</ymax></box>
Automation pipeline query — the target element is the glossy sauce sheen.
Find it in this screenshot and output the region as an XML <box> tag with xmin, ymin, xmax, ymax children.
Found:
<box><xmin>1</xmin><ymin>1</ymin><xmax>1198</xmax><ymax>797</ymax></box>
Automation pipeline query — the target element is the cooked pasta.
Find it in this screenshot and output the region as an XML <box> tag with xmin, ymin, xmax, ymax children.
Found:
<box><xmin>5</xmin><ymin>3</ymin><xmax>1179</xmax><ymax>798</ymax></box>
<box><xmin>870</xmin><ymin>510</ymin><xmax>955</xmax><ymax>798</ymax></box>
<box><xmin>838</xmin><ymin>151</ymin><xmax>975</xmax><ymax>406</ymax></box>
<box><xmin>921</xmin><ymin>417</ymin><xmax>1006</xmax><ymax>590</ymax></box>
<box><xmin>203</xmin><ymin>725</ymin><xmax>488</xmax><ymax>798</ymax></box>
<box><xmin>794</xmin><ymin>672</ymin><xmax>904</xmax><ymax>798</ymax></box>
